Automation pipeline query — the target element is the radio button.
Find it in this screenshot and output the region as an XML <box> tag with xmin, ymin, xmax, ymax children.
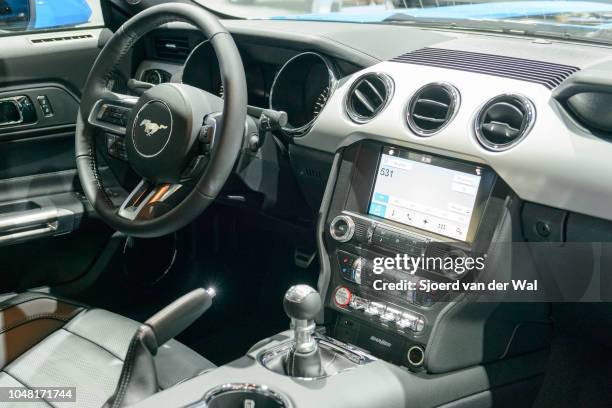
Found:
<box><xmin>381</xmin><ymin>307</ymin><xmax>402</xmax><ymax>323</ymax></box>
<box><xmin>349</xmin><ymin>296</ymin><xmax>368</xmax><ymax>311</ymax></box>
<box><xmin>330</xmin><ymin>215</ymin><xmax>355</xmax><ymax>242</ymax></box>
<box><xmin>352</xmin><ymin>257</ymin><xmax>363</xmax><ymax>284</ymax></box>
<box><xmin>390</xmin><ymin>234</ymin><xmax>404</xmax><ymax>250</ymax></box>
<box><xmin>365</xmin><ymin>302</ymin><xmax>386</xmax><ymax>317</ymax></box>
<box><xmin>398</xmin><ymin>312</ymin><xmax>426</xmax><ymax>333</ymax></box>
<box><xmin>337</xmin><ymin>251</ymin><xmax>363</xmax><ymax>284</ymax></box>
<box><xmin>372</xmin><ymin>227</ymin><xmax>395</xmax><ymax>246</ymax></box>
<box><xmin>334</xmin><ymin>286</ymin><xmax>352</xmax><ymax>308</ymax></box>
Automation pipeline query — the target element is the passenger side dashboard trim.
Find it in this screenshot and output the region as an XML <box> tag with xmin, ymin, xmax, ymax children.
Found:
<box><xmin>299</xmin><ymin>60</ymin><xmax>612</xmax><ymax>223</ymax></box>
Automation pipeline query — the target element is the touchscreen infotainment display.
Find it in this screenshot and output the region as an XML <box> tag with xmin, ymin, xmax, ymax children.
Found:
<box><xmin>369</xmin><ymin>147</ymin><xmax>484</xmax><ymax>241</ymax></box>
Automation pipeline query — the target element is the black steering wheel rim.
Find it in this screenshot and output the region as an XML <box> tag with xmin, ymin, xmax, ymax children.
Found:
<box><xmin>76</xmin><ymin>3</ymin><xmax>247</xmax><ymax>238</ymax></box>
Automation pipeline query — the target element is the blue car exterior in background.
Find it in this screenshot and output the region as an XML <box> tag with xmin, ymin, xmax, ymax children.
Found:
<box><xmin>269</xmin><ymin>0</ymin><xmax>612</xmax><ymax>31</ymax></box>
<box><xmin>33</xmin><ymin>0</ymin><xmax>92</xmax><ymax>29</ymax></box>
<box><xmin>1</xmin><ymin>0</ymin><xmax>92</xmax><ymax>30</ymax></box>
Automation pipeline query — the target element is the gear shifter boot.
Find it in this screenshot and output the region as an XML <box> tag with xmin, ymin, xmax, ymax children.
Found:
<box><xmin>285</xmin><ymin>347</ymin><xmax>323</xmax><ymax>378</ymax></box>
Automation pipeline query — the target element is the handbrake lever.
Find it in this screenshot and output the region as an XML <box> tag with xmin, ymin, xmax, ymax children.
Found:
<box><xmin>145</xmin><ymin>287</ymin><xmax>216</xmax><ymax>349</ymax></box>
<box><xmin>104</xmin><ymin>288</ymin><xmax>215</xmax><ymax>408</ymax></box>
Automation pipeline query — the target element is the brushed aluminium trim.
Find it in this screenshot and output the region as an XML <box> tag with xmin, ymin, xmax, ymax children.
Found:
<box><xmin>405</xmin><ymin>82</ymin><xmax>461</xmax><ymax>137</ymax></box>
<box><xmin>296</xmin><ymin>60</ymin><xmax>612</xmax><ymax>223</ymax></box>
<box><xmin>345</xmin><ymin>72</ymin><xmax>395</xmax><ymax>124</ymax></box>
<box><xmin>270</xmin><ymin>51</ymin><xmax>338</xmax><ymax>137</ymax></box>
<box><xmin>473</xmin><ymin>93</ymin><xmax>536</xmax><ymax>152</ymax></box>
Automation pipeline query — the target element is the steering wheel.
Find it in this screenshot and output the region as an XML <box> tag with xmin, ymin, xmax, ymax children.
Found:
<box><xmin>76</xmin><ymin>3</ymin><xmax>247</xmax><ymax>238</ymax></box>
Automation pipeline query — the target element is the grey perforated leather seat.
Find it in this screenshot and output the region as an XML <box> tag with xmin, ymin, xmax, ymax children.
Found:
<box><xmin>0</xmin><ymin>292</ymin><xmax>215</xmax><ymax>408</ymax></box>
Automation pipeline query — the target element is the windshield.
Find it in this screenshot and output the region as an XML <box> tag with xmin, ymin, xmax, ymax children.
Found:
<box><xmin>195</xmin><ymin>0</ymin><xmax>612</xmax><ymax>44</ymax></box>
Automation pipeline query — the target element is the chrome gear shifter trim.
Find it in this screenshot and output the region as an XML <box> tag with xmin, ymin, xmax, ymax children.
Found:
<box><xmin>284</xmin><ymin>285</ymin><xmax>321</xmax><ymax>355</ymax></box>
<box><xmin>291</xmin><ymin>319</ymin><xmax>317</xmax><ymax>354</ymax></box>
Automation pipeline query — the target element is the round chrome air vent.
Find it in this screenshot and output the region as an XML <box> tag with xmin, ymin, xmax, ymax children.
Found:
<box><xmin>345</xmin><ymin>73</ymin><xmax>394</xmax><ymax>123</ymax></box>
<box><xmin>475</xmin><ymin>94</ymin><xmax>535</xmax><ymax>151</ymax></box>
<box><xmin>406</xmin><ymin>82</ymin><xmax>460</xmax><ymax>136</ymax></box>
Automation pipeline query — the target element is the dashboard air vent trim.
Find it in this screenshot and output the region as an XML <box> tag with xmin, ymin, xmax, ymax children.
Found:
<box><xmin>391</xmin><ymin>48</ymin><xmax>579</xmax><ymax>89</ymax></box>
<box><xmin>345</xmin><ymin>73</ymin><xmax>394</xmax><ymax>124</ymax></box>
<box><xmin>474</xmin><ymin>94</ymin><xmax>536</xmax><ymax>151</ymax></box>
<box><xmin>30</xmin><ymin>34</ymin><xmax>93</xmax><ymax>44</ymax></box>
<box><xmin>406</xmin><ymin>82</ymin><xmax>460</xmax><ymax>137</ymax></box>
<box><xmin>154</xmin><ymin>36</ymin><xmax>191</xmax><ymax>62</ymax></box>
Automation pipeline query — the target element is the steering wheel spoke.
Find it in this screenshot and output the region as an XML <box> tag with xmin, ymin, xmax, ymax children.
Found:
<box><xmin>76</xmin><ymin>3</ymin><xmax>247</xmax><ymax>237</ymax></box>
<box><xmin>87</xmin><ymin>91</ymin><xmax>138</xmax><ymax>136</ymax></box>
<box><xmin>118</xmin><ymin>180</ymin><xmax>183</xmax><ymax>221</ymax></box>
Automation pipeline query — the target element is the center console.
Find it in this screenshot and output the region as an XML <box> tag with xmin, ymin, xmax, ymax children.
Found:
<box><xmin>322</xmin><ymin>141</ymin><xmax>506</xmax><ymax>369</ymax></box>
<box><xmin>131</xmin><ymin>140</ymin><xmax>550</xmax><ymax>408</ymax></box>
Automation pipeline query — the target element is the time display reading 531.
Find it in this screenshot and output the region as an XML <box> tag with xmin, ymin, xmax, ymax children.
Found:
<box><xmin>379</xmin><ymin>167</ymin><xmax>394</xmax><ymax>178</ymax></box>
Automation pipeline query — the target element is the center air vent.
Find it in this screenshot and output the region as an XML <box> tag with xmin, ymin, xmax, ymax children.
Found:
<box><xmin>154</xmin><ymin>36</ymin><xmax>191</xmax><ymax>62</ymax></box>
<box><xmin>406</xmin><ymin>82</ymin><xmax>459</xmax><ymax>136</ymax></box>
<box><xmin>475</xmin><ymin>94</ymin><xmax>535</xmax><ymax>151</ymax></box>
<box><xmin>346</xmin><ymin>73</ymin><xmax>394</xmax><ymax>123</ymax></box>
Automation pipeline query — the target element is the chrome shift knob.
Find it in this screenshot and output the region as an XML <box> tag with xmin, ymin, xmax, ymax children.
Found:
<box><xmin>283</xmin><ymin>285</ymin><xmax>321</xmax><ymax>354</ymax></box>
<box><xmin>283</xmin><ymin>285</ymin><xmax>321</xmax><ymax>321</ymax></box>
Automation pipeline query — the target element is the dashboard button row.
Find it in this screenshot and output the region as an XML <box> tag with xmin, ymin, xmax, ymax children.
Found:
<box><xmin>335</xmin><ymin>287</ymin><xmax>425</xmax><ymax>333</ymax></box>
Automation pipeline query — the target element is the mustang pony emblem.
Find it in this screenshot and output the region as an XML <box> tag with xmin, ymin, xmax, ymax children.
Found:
<box><xmin>139</xmin><ymin>119</ymin><xmax>168</xmax><ymax>136</ymax></box>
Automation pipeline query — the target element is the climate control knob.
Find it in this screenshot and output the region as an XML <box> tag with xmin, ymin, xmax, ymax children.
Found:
<box><xmin>329</xmin><ymin>215</ymin><xmax>355</xmax><ymax>243</ymax></box>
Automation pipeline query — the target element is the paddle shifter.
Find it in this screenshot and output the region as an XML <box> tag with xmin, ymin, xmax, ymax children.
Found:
<box><xmin>283</xmin><ymin>284</ymin><xmax>323</xmax><ymax>378</ymax></box>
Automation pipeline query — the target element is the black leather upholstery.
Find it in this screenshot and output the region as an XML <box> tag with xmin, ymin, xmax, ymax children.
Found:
<box><xmin>0</xmin><ymin>292</ymin><xmax>215</xmax><ymax>408</ymax></box>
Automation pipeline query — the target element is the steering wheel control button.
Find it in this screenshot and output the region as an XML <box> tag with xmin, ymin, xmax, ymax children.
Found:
<box><xmin>334</xmin><ymin>286</ymin><xmax>352</xmax><ymax>308</ymax></box>
<box><xmin>106</xmin><ymin>134</ymin><xmax>128</xmax><ymax>161</ymax></box>
<box><xmin>330</xmin><ymin>215</ymin><xmax>355</xmax><ymax>242</ymax></box>
<box><xmin>99</xmin><ymin>104</ymin><xmax>129</xmax><ymax>127</ymax></box>
<box><xmin>132</xmin><ymin>100</ymin><xmax>173</xmax><ymax>158</ymax></box>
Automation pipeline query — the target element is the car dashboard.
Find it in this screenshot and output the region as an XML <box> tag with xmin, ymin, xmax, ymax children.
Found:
<box><xmin>121</xmin><ymin>15</ymin><xmax>612</xmax><ymax>377</ymax></box>
<box><xmin>130</xmin><ymin>21</ymin><xmax>612</xmax><ymax>224</ymax></box>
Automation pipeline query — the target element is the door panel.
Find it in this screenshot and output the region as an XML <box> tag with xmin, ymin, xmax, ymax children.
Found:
<box><xmin>0</xmin><ymin>85</ymin><xmax>80</xmax><ymax>140</ymax></box>
<box><xmin>0</xmin><ymin>28</ymin><xmax>105</xmax><ymax>91</ymax></box>
<box><xmin>0</xmin><ymin>27</ymin><xmax>117</xmax><ymax>293</ymax></box>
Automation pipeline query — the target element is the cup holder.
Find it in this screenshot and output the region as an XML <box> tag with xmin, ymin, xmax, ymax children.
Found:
<box><xmin>201</xmin><ymin>383</ymin><xmax>292</xmax><ymax>408</ymax></box>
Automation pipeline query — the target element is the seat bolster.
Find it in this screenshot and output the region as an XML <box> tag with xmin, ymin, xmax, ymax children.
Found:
<box><xmin>0</xmin><ymin>292</ymin><xmax>85</xmax><ymax>368</ymax></box>
<box><xmin>64</xmin><ymin>309</ymin><xmax>141</xmax><ymax>360</ymax></box>
<box><xmin>0</xmin><ymin>293</ymin><xmax>18</xmax><ymax>304</ymax></box>
<box><xmin>0</xmin><ymin>291</ymin><xmax>216</xmax><ymax>407</ymax></box>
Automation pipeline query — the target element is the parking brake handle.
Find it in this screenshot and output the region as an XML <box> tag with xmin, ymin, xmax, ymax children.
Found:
<box><xmin>145</xmin><ymin>287</ymin><xmax>216</xmax><ymax>348</ymax></box>
<box><xmin>104</xmin><ymin>288</ymin><xmax>215</xmax><ymax>408</ymax></box>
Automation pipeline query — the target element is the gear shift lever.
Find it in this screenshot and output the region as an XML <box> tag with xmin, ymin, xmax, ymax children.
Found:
<box><xmin>283</xmin><ymin>285</ymin><xmax>323</xmax><ymax>377</ymax></box>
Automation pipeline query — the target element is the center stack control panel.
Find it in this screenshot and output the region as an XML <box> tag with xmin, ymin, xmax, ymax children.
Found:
<box><xmin>322</xmin><ymin>141</ymin><xmax>503</xmax><ymax>369</ymax></box>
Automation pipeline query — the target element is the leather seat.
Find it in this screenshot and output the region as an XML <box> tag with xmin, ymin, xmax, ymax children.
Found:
<box><xmin>0</xmin><ymin>292</ymin><xmax>215</xmax><ymax>408</ymax></box>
